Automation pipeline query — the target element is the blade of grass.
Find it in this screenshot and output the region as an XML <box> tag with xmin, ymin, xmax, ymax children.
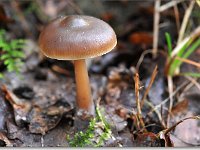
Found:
<box><xmin>165</xmin><ymin>32</ymin><xmax>173</xmax><ymax>58</ymax></box>
<box><xmin>0</xmin><ymin>73</ymin><xmax>3</xmax><ymax>78</ymax></box>
<box><xmin>169</xmin><ymin>39</ymin><xmax>192</xmax><ymax>75</ymax></box>
<box><xmin>169</xmin><ymin>37</ymin><xmax>200</xmax><ymax>75</ymax></box>
<box><xmin>180</xmin><ymin>72</ymin><xmax>200</xmax><ymax>78</ymax></box>
<box><xmin>171</xmin><ymin>26</ymin><xmax>200</xmax><ymax>57</ymax></box>
<box><xmin>183</xmin><ymin>38</ymin><xmax>200</xmax><ymax>58</ymax></box>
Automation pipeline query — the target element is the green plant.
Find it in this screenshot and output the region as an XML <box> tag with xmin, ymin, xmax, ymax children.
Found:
<box><xmin>165</xmin><ymin>32</ymin><xmax>172</xmax><ymax>58</ymax></box>
<box><xmin>165</xmin><ymin>31</ymin><xmax>200</xmax><ymax>77</ymax></box>
<box><xmin>67</xmin><ymin>105</ymin><xmax>112</xmax><ymax>147</ymax></box>
<box><xmin>0</xmin><ymin>29</ymin><xmax>25</xmax><ymax>78</ymax></box>
<box><xmin>67</xmin><ymin>118</ymin><xmax>96</xmax><ymax>147</ymax></box>
<box><xmin>95</xmin><ymin>106</ymin><xmax>112</xmax><ymax>147</ymax></box>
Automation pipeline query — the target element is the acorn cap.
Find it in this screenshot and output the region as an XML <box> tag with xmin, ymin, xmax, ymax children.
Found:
<box><xmin>39</xmin><ymin>15</ymin><xmax>117</xmax><ymax>60</ymax></box>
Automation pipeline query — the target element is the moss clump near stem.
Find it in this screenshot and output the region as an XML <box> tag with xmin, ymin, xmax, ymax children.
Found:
<box><xmin>67</xmin><ymin>105</ymin><xmax>112</xmax><ymax>147</ymax></box>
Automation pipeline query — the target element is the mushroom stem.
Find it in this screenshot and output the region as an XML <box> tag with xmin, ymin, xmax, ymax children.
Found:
<box><xmin>74</xmin><ymin>59</ymin><xmax>94</xmax><ymax>116</ymax></box>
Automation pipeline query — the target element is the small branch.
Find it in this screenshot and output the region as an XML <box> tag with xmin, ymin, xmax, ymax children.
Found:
<box><xmin>134</xmin><ymin>73</ymin><xmax>146</xmax><ymax>131</ymax></box>
<box><xmin>141</xmin><ymin>65</ymin><xmax>158</xmax><ymax>108</ymax></box>
<box><xmin>158</xmin><ymin>115</ymin><xmax>200</xmax><ymax>147</ymax></box>
<box><xmin>147</xmin><ymin>81</ymin><xmax>188</xmax><ymax>115</ymax></box>
<box><xmin>184</xmin><ymin>76</ymin><xmax>200</xmax><ymax>91</ymax></box>
<box><xmin>173</xmin><ymin>4</ymin><xmax>181</xmax><ymax>32</ymax></box>
<box><xmin>145</xmin><ymin>100</ymin><xmax>166</xmax><ymax>128</ymax></box>
<box><xmin>11</xmin><ymin>0</ymin><xmax>32</xmax><ymax>37</ymax></box>
<box><xmin>134</xmin><ymin>73</ymin><xmax>142</xmax><ymax>116</ymax></box>
<box><xmin>179</xmin><ymin>81</ymin><xmax>195</xmax><ymax>100</ymax></box>
<box><xmin>67</xmin><ymin>0</ymin><xmax>84</xmax><ymax>15</ymax></box>
<box><xmin>153</xmin><ymin>0</ymin><xmax>161</xmax><ymax>58</ymax></box>
<box><xmin>167</xmin><ymin>75</ymin><xmax>173</xmax><ymax>127</ymax></box>
<box><xmin>51</xmin><ymin>65</ymin><xmax>70</xmax><ymax>76</ymax></box>
<box><xmin>174</xmin><ymin>56</ymin><xmax>200</xmax><ymax>68</ymax></box>
<box><xmin>177</xmin><ymin>0</ymin><xmax>195</xmax><ymax>44</ymax></box>
<box><xmin>136</xmin><ymin>49</ymin><xmax>166</xmax><ymax>71</ymax></box>
<box><xmin>171</xmin><ymin>26</ymin><xmax>200</xmax><ymax>57</ymax></box>
<box><xmin>159</xmin><ymin>0</ymin><xmax>185</xmax><ymax>12</ymax></box>
<box><xmin>164</xmin><ymin>115</ymin><xmax>200</xmax><ymax>135</ymax></box>
<box><xmin>136</xmin><ymin>49</ymin><xmax>152</xmax><ymax>71</ymax></box>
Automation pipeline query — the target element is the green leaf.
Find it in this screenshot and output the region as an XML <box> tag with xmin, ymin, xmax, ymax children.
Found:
<box><xmin>0</xmin><ymin>29</ymin><xmax>25</xmax><ymax>76</ymax></box>
<box><xmin>11</xmin><ymin>39</ymin><xmax>25</xmax><ymax>49</ymax></box>
<box><xmin>182</xmin><ymin>38</ymin><xmax>200</xmax><ymax>59</ymax></box>
<box><xmin>7</xmin><ymin>64</ymin><xmax>16</xmax><ymax>72</ymax></box>
<box><xmin>0</xmin><ymin>73</ymin><xmax>4</xmax><ymax>78</ymax></box>
<box><xmin>180</xmin><ymin>72</ymin><xmax>200</xmax><ymax>78</ymax></box>
<box><xmin>10</xmin><ymin>50</ymin><xmax>25</xmax><ymax>58</ymax></box>
<box><xmin>165</xmin><ymin>32</ymin><xmax>172</xmax><ymax>58</ymax></box>
<box><xmin>0</xmin><ymin>54</ymin><xmax>10</xmax><ymax>60</ymax></box>
<box><xmin>169</xmin><ymin>38</ymin><xmax>200</xmax><ymax>76</ymax></box>
<box><xmin>4</xmin><ymin>58</ymin><xmax>14</xmax><ymax>65</ymax></box>
<box><xmin>0</xmin><ymin>42</ymin><xmax>11</xmax><ymax>51</ymax></box>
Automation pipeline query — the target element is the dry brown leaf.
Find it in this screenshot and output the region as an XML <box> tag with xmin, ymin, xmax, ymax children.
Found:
<box><xmin>171</xmin><ymin>99</ymin><xmax>188</xmax><ymax>116</ymax></box>
<box><xmin>129</xmin><ymin>32</ymin><xmax>153</xmax><ymax>46</ymax></box>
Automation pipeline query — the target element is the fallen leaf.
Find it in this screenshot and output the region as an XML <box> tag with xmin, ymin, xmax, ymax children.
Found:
<box><xmin>135</xmin><ymin>132</ymin><xmax>163</xmax><ymax>147</ymax></box>
<box><xmin>171</xmin><ymin>99</ymin><xmax>188</xmax><ymax>116</ymax></box>
<box><xmin>129</xmin><ymin>32</ymin><xmax>153</xmax><ymax>46</ymax></box>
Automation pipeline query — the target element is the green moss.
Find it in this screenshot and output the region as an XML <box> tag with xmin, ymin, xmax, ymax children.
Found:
<box><xmin>0</xmin><ymin>29</ymin><xmax>25</xmax><ymax>78</ymax></box>
<box><xmin>67</xmin><ymin>106</ymin><xmax>112</xmax><ymax>147</ymax></box>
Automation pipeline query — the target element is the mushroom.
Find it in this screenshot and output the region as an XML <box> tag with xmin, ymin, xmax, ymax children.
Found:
<box><xmin>38</xmin><ymin>15</ymin><xmax>117</xmax><ymax>118</ymax></box>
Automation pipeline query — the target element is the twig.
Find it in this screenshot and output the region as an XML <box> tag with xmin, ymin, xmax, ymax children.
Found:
<box><xmin>11</xmin><ymin>0</ymin><xmax>32</xmax><ymax>37</ymax></box>
<box><xmin>134</xmin><ymin>73</ymin><xmax>142</xmax><ymax>116</ymax></box>
<box><xmin>163</xmin><ymin>115</ymin><xmax>200</xmax><ymax>135</ymax></box>
<box><xmin>173</xmin><ymin>4</ymin><xmax>181</xmax><ymax>32</ymax></box>
<box><xmin>185</xmin><ymin>76</ymin><xmax>200</xmax><ymax>91</ymax></box>
<box><xmin>136</xmin><ymin>49</ymin><xmax>166</xmax><ymax>71</ymax></box>
<box><xmin>51</xmin><ymin>65</ymin><xmax>71</xmax><ymax>76</ymax></box>
<box><xmin>141</xmin><ymin>65</ymin><xmax>158</xmax><ymax>107</ymax></box>
<box><xmin>153</xmin><ymin>0</ymin><xmax>161</xmax><ymax>58</ymax></box>
<box><xmin>133</xmin><ymin>73</ymin><xmax>146</xmax><ymax>131</ymax></box>
<box><xmin>34</xmin><ymin>0</ymin><xmax>50</xmax><ymax>22</ymax></box>
<box><xmin>158</xmin><ymin>115</ymin><xmax>200</xmax><ymax>146</ymax></box>
<box><xmin>171</xmin><ymin>26</ymin><xmax>200</xmax><ymax>57</ymax></box>
<box><xmin>145</xmin><ymin>100</ymin><xmax>166</xmax><ymax>128</ymax></box>
<box><xmin>177</xmin><ymin>0</ymin><xmax>195</xmax><ymax>44</ymax></box>
<box><xmin>136</xmin><ymin>49</ymin><xmax>152</xmax><ymax>71</ymax></box>
<box><xmin>167</xmin><ymin>75</ymin><xmax>173</xmax><ymax>127</ymax></box>
<box><xmin>67</xmin><ymin>0</ymin><xmax>83</xmax><ymax>15</ymax></box>
<box><xmin>0</xmin><ymin>133</ymin><xmax>13</xmax><ymax>146</ymax></box>
<box><xmin>171</xmin><ymin>133</ymin><xmax>200</xmax><ymax>146</ymax></box>
<box><xmin>174</xmin><ymin>56</ymin><xmax>200</xmax><ymax>68</ymax></box>
<box><xmin>1</xmin><ymin>84</ymin><xmax>24</xmax><ymax>106</ymax></box>
<box><xmin>159</xmin><ymin>0</ymin><xmax>185</xmax><ymax>12</ymax></box>
<box><xmin>147</xmin><ymin>81</ymin><xmax>188</xmax><ymax>115</ymax></box>
<box><xmin>179</xmin><ymin>77</ymin><xmax>200</xmax><ymax>99</ymax></box>
<box><xmin>184</xmin><ymin>76</ymin><xmax>200</xmax><ymax>91</ymax></box>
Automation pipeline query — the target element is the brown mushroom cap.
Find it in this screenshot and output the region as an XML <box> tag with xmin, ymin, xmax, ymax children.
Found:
<box><xmin>39</xmin><ymin>15</ymin><xmax>117</xmax><ymax>60</ymax></box>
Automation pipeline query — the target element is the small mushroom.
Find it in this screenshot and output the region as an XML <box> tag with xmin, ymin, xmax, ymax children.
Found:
<box><xmin>38</xmin><ymin>15</ymin><xmax>117</xmax><ymax>118</ymax></box>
